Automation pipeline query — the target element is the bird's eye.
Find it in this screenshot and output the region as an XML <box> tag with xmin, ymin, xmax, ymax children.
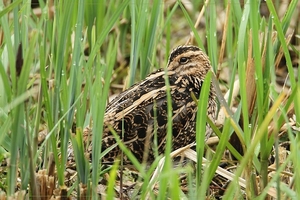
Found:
<box><xmin>179</xmin><ymin>57</ymin><xmax>189</xmax><ymax>64</ymax></box>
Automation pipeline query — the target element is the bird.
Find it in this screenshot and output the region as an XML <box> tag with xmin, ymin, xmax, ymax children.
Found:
<box><xmin>94</xmin><ymin>45</ymin><xmax>217</xmax><ymax>164</ymax></box>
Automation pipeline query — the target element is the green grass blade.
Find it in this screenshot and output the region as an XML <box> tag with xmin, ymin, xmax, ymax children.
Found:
<box><xmin>140</xmin><ymin>0</ymin><xmax>162</xmax><ymax>79</ymax></box>
<box><xmin>196</xmin><ymin>71</ymin><xmax>212</xmax><ymax>197</ymax></box>
<box><xmin>178</xmin><ymin>1</ymin><xmax>205</xmax><ymax>50</ymax></box>
<box><xmin>91</xmin><ymin>39</ymin><xmax>117</xmax><ymax>197</ymax></box>
<box><xmin>8</xmin><ymin>31</ymin><xmax>38</xmax><ymax>195</ymax></box>
<box><xmin>237</xmin><ymin>0</ymin><xmax>250</xmax><ymax>147</ymax></box>
<box><xmin>223</xmin><ymin>92</ymin><xmax>286</xmax><ymax>198</ymax></box>
<box><xmin>206</xmin><ymin>0</ymin><xmax>218</xmax><ymax>72</ymax></box>
<box><xmin>106</xmin><ymin>161</ymin><xmax>119</xmax><ymax>200</ymax></box>
<box><xmin>64</xmin><ymin>0</ymin><xmax>86</xmax><ymax>184</ymax></box>
<box><xmin>128</xmin><ymin>0</ymin><xmax>148</xmax><ymax>86</ymax></box>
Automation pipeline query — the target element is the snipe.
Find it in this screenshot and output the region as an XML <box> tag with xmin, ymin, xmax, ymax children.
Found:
<box><xmin>94</xmin><ymin>45</ymin><xmax>217</xmax><ymax>164</ymax></box>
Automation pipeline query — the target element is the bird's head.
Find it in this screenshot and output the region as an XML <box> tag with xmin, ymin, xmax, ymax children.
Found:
<box><xmin>167</xmin><ymin>45</ymin><xmax>213</xmax><ymax>79</ymax></box>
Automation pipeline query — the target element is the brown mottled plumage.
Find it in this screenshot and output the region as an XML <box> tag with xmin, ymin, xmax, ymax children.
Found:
<box><xmin>98</xmin><ymin>45</ymin><xmax>216</xmax><ymax>164</ymax></box>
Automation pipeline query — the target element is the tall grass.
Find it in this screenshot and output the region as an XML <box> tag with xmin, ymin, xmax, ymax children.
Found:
<box><xmin>0</xmin><ymin>0</ymin><xmax>299</xmax><ymax>199</ymax></box>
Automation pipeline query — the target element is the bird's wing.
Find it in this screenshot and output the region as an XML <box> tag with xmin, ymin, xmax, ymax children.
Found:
<box><xmin>104</xmin><ymin>69</ymin><xmax>167</xmax><ymax>119</ymax></box>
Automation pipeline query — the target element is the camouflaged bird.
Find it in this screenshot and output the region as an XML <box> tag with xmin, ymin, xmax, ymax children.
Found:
<box><xmin>98</xmin><ymin>45</ymin><xmax>217</xmax><ymax>164</ymax></box>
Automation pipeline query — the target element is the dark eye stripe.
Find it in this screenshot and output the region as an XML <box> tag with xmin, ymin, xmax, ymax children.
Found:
<box><xmin>169</xmin><ymin>46</ymin><xmax>200</xmax><ymax>63</ymax></box>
